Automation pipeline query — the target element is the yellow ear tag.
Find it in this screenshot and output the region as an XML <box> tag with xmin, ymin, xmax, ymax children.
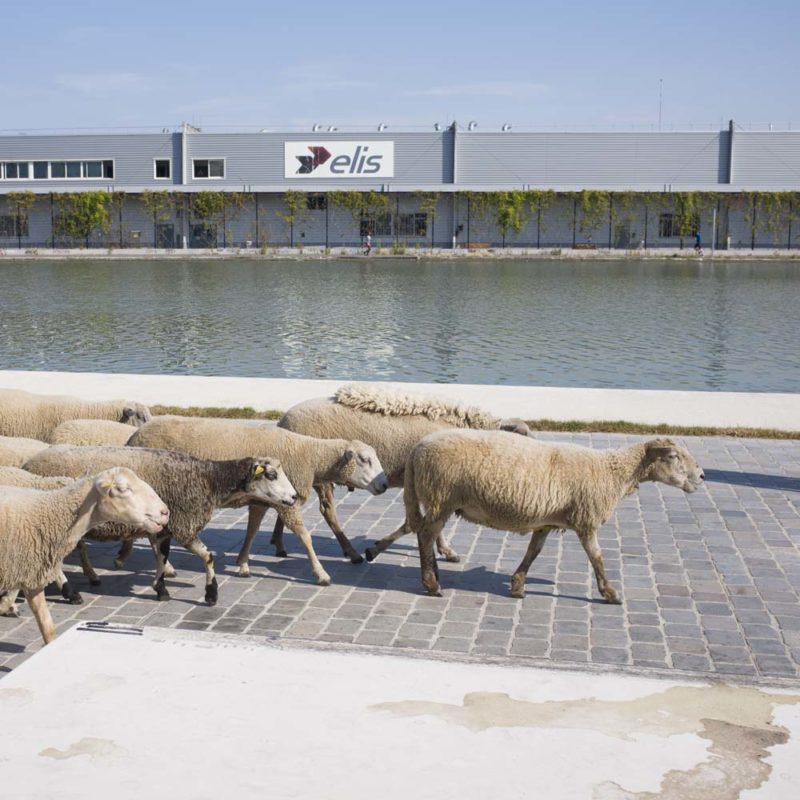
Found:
<box><xmin>100</xmin><ymin>480</ymin><xmax>113</xmax><ymax>489</ymax></box>
<box><xmin>255</xmin><ymin>465</ymin><xmax>264</xmax><ymax>476</ymax></box>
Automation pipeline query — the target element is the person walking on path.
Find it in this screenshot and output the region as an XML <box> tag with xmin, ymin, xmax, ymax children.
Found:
<box><xmin>364</xmin><ymin>233</ymin><xmax>372</xmax><ymax>255</ymax></box>
<box><xmin>694</xmin><ymin>231</ymin><xmax>703</xmax><ymax>255</ymax></box>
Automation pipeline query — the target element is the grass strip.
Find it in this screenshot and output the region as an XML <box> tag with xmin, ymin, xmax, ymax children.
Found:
<box><xmin>151</xmin><ymin>405</ymin><xmax>798</xmax><ymax>439</ymax></box>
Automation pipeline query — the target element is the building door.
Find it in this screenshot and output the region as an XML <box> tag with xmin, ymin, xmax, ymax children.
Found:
<box><xmin>190</xmin><ymin>223</ymin><xmax>217</xmax><ymax>248</ymax></box>
<box><xmin>155</xmin><ymin>223</ymin><xmax>175</xmax><ymax>248</ymax></box>
<box><xmin>614</xmin><ymin>224</ymin><xmax>631</xmax><ymax>249</ymax></box>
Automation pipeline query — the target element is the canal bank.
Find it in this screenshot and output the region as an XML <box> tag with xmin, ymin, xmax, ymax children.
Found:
<box><xmin>1</xmin><ymin>370</ymin><xmax>799</xmax><ymax>431</ymax></box>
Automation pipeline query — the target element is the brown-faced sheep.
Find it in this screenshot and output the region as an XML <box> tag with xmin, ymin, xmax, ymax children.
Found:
<box><xmin>0</xmin><ymin>435</ymin><xmax>49</xmax><ymax>468</ymax></box>
<box><xmin>23</xmin><ymin>445</ymin><xmax>297</xmax><ymax>604</ymax></box>
<box><xmin>278</xmin><ymin>383</ymin><xmax>531</xmax><ymax>563</ymax></box>
<box><xmin>47</xmin><ymin>418</ymin><xmax>139</xmax><ymax>446</ymax></box>
<box><xmin>0</xmin><ymin>387</ymin><xmax>151</xmax><ymax>441</ymax></box>
<box><xmin>403</xmin><ymin>432</ymin><xmax>704</xmax><ymax>602</ymax></box>
<box><xmin>127</xmin><ymin>416</ymin><xmax>388</xmax><ymax>585</ymax></box>
<box><xmin>0</xmin><ymin>468</ymin><xmax>168</xmax><ymax>643</ymax></box>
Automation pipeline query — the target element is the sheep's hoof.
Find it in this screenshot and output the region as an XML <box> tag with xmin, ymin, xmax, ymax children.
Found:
<box><xmin>604</xmin><ymin>592</ymin><xmax>622</xmax><ymax>605</ymax></box>
<box><xmin>154</xmin><ymin>579</ymin><xmax>171</xmax><ymax>602</ymax></box>
<box><xmin>1</xmin><ymin>606</ymin><xmax>20</xmax><ymax>618</ymax></box>
<box><xmin>163</xmin><ymin>564</ymin><xmax>177</xmax><ymax>579</ymax></box>
<box><xmin>275</xmin><ymin>549</ymin><xmax>288</xmax><ymax>559</ymax></box>
<box><xmin>67</xmin><ymin>592</ymin><xmax>84</xmax><ymax>605</ymax></box>
<box><xmin>364</xmin><ymin>546</ymin><xmax>379</xmax><ymax>562</ymax></box>
<box><xmin>89</xmin><ymin>577</ymin><xmax>102</xmax><ymax>587</ymax></box>
<box><xmin>205</xmin><ymin>578</ymin><xmax>219</xmax><ymax>606</ymax></box>
<box><xmin>349</xmin><ymin>553</ymin><xmax>364</xmax><ymax>565</ymax></box>
<box><xmin>237</xmin><ymin>564</ymin><xmax>251</xmax><ymax>578</ymax></box>
<box><xmin>112</xmin><ymin>559</ymin><xmax>125</xmax><ymax>570</ymax></box>
<box><xmin>316</xmin><ymin>574</ymin><xmax>332</xmax><ymax>587</ymax></box>
<box><xmin>443</xmin><ymin>552</ymin><xmax>461</xmax><ymax>563</ymax></box>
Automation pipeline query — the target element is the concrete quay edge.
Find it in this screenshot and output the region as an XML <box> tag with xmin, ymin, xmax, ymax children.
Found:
<box><xmin>1</xmin><ymin>370</ymin><xmax>798</xmax><ymax>431</ymax></box>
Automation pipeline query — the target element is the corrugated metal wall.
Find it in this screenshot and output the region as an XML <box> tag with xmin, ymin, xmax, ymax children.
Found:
<box><xmin>0</xmin><ymin>134</ymin><xmax>179</xmax><ymax>190</ymax></box>
<box><xmin>455</xmin><ymin>132</ymin><xmax>726</xmax><ymax>187</ymax></box>
<box><xmin>732</xmin><ymin>133</ymin><xmax>800</xmax><ymax>187</ymax></box>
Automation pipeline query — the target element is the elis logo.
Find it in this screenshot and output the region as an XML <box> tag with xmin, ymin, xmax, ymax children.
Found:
<box><xmin>285</xmin><ymin>141</ymin><xmax>394</xmax><ymax>179</ymax></box>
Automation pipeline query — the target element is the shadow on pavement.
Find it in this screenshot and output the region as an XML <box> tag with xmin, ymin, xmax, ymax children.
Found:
<box><xmin>704</xmin><ymin>468</ymin><xmax>800</xmax><ymax>493</ymax></box>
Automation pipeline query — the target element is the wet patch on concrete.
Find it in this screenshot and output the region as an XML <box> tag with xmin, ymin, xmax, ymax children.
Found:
<box><xmin>39</xmin><ymin>737</ymin><xmax>124</xmax><ymax>761</ymax></box>
<box><xmin>373</xmin><ymin>686</ymin><xmax>800</xmax><ymax>799</ymax></box>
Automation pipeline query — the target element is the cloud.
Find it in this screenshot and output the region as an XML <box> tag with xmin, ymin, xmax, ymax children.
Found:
<box><xmin>55</xmin><ymin>72</ymin><xmax>148</xmax><ymax>97</ymax></box>
<box><xmin>408</xmin><ymin>82</ymin><xmax>552</xmax><ymax>98</ymax></box>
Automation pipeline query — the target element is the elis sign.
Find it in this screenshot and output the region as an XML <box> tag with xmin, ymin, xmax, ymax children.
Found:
<box><xmin>284</xmin><ymin>141</ymin><xmax>394</xmax><ymax>178</ymax></box>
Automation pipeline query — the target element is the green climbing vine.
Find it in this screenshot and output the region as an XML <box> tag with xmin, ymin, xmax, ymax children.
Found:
<box><xmin>578</xmin><ymin>190</ymin><xmax>610</xmax><ymax>237</ymax></box>
<box><xmin>276</xmin><ymin>190</ymin><xmax>308</xmax><ymax>246</ymax></box>
<box><xmin>5</xmin><ymin>191</ymin><xmax>36</xmax><ymax>240</ymax></box>
<box><xmin>54</xmin><ymin>191</ymin><xmax>112</xmax><ymax>244</ymax></box>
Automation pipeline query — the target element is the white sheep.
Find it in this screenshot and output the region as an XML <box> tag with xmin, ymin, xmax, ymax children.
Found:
<box><xmin>278</xmin><ymin>383</ymin><xmax>531</xmax><ymax>563</ymax></box>
<box><xmin>0</xmin><ymin>468</ymin><xmax>76</xmax><ymax>617</ymax></box>
<box><xmin>0</xmin><ymin>435</ymin><xmax>49</xmax><ymax>468</ymax></box>
<box><xmin>0</xmin><ymin>388</ymin><xmax>150</xmax><ymax>441</ymax></box>
<box><xmin>403</xmin><ymin>431</ymin><xmax>704</xmax><ymax>602</ymax></box>
<box><xmin>127</xmin><ymin>416</ymin><xmax>388</xmax><ymax>585</ymax></box>
<box><xmin>0</xmin><ymin>467</ymin><xmax>169</xmax><ymax>644</ymax></box>
<box><xmin>47</xmin><ymin>418</ymin><xmax>139</xmax><ymax>446</ymax></box>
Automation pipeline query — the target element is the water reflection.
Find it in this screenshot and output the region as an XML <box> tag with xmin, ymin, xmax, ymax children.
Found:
<box><xmin>0</xmin><ymin>258</ymin><xmax>798</xmax><ymax>392</ymax></box>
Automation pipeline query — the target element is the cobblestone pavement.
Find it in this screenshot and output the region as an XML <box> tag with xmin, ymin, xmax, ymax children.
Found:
<box><xmin>2</xmin><ymin>433</ymin><xmax>799</xmax><ymax>682</ymax></box>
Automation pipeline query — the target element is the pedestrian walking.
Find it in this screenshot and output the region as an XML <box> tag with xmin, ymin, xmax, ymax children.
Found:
<box><xmin>694</xmin><ymin>231</ymin><xmax>703</xmax><ymax>255</ymax></box>
<box><xmin>364</xmin><ymin>233</ymin><xmax>372</xmax><ymax>255</ymax></box>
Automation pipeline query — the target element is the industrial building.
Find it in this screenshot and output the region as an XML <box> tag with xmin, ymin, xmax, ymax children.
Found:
<box><xmin>1</xmin><ymin>122</ymin><xmax>799</xmax><ymax>250</ymax></box>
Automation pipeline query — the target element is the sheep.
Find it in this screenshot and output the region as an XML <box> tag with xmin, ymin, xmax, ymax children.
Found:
<box><xmin>23</xmin><ymin>445</ymin><xmax>298</xmax><ymax>604</ymax></box>
<box><xmin>0</xmin><ymin>435</ymin><xmax>49</xmax><ymax>468</ymax></box>
<box><xmin>403</xmin><ymin>431</ymin><xmax>704</xmax><ymax>602</ymax></box>
<box><xmin>47</xmin><ymin>418</ymin><xmax>139</xmax><ymax>447</ymax></box>
<box><xmin>0</xmin><ymin>387</ymin><xmax>151</xmax><ymax>441</ymax></box>
<box><xmin>0</xmin><ymin>467</ymin><xmax>168</xmax><ymax>644</ymax></box>
<box><xmin>0</xmin><ymin>468</ymin><xmax>77</xmax><ymax>617</ymax></box>
<box><xmin>127</xmin><ymin>416</ymin><xmax>388</xmax><ymax>585</ymax></box>
<box><xmin>277</xmin><ymin>382</ymin><xmax>531</xmax><ymax>563</ymax></box>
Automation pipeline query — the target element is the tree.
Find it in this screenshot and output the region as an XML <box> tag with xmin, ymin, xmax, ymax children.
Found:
<box><xmin>6</xmin><ymin>191</ymin><xmax>36</xmax><ymax>249</ymax></box>
<box><xmin>54</xmin><ymin>191</ymin><xmax>112</xmax><ymax>247</ymax></box>
<box><xmin>276</xmin><ymin>190</ymin><xmax>308</xmax><ymax>247</ymax></box>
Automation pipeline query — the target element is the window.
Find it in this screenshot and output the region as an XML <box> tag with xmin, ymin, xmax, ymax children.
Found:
<box><xmin>154</xmin><ymin>159</ymin><xmax>171</xmax><ymax>179</ymax></box>
<box><xmin>306</xmin><ymin>194</ymin><xmax>327</xmax><ymax>210</ymax></box>
<box><xmin>397</xmin><ymin>213</ymin><xmax>428</xmax><ymax>237</ymax></box>
<box><xmin>659</xmin><ymin>213</ymin><xmax>698</xmax><ymax>238</ymax></box>
<box><xmin>42</xmin><ymin>160</ymin><xmax>114</xmax><ymax>180</ymax></box>
<box><xmin>193</xmin><ymin>158</ymin><xmax>225</xmax><ymax>179</ymax></box>
<box><xmin>0</xmin><ymin>215</ymin><xmax>29</xmax><ymax>237</ymax></box>
<box><xmin>360</xmin><ymin>213</ymin><xmax>392</xmax><ymax>237</ymax></box>
<box><xmin>3</xmin><ymin>162</ymin><xmax>29</xmax><ymax>179</ymax></box>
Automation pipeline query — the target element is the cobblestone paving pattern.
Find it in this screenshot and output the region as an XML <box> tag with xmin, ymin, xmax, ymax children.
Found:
<box><xmin>2</xmin><ymin>434</ymin><xmax>799</xmax><ymax>682</ymax></box>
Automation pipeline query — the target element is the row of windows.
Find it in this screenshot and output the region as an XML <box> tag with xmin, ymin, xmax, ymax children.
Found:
<box><xmin>0</xmin><ymin>160</ymin><xmax>115</xmax><ymax>180</ymax></box>
<box><xmin>360</xmin><ymin>212</ymin><xmax>428</xmax><ymax>237</ymax></box>
<box><xmin>0</xmin><ymin>215</ymin><xmax>29</xmax><ymax>237</ymax></box>
<box><xmin>658</xmin><ymin>213</ymin><xmax>700</xmax><ymax>238</ymax></box>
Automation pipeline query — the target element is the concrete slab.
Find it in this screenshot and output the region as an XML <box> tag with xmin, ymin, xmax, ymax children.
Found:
<box><xmin>1</xmin><ymin>624</ymin><xmax>799</xmax><ymax>800</ymax></box>
<box><xmin>1</xmin><ymin>370</ymin><xmax>799</xmax><ymax>430</ymax></box>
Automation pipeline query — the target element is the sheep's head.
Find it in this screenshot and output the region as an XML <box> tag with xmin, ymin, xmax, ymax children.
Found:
<box><xmin>92</xmin><ymin>467</ymin><xmax>169</xmax><ymax>533</ymax></box>
<box><xmin>643</xmin><ymin>439</ymin><xmax>705</xmax><ymax>493</ymax></box>
<box><xmin>121</xmin><ymin>402</ymin><xmax>152</xmax><ymax>427</ymax></box>
<box><xmin>498</xmin><ymin>418</ymin><xmax>532</xmax><ymax>437</ymax></box>
<box><xmin>337</xmin><ymin>441</ymin><xmax>388</xmax><ymax>495</ymax></box>
<box><xmin>235</xmin><ymin>457</ymin><xmax>298</xmax><ymax>508</ymax></box>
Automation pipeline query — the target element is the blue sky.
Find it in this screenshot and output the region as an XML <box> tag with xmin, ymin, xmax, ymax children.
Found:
<box><xmin>2</xmin><ymin>0</ymin><xmax>798</xmax><ymax>132</ymax></box>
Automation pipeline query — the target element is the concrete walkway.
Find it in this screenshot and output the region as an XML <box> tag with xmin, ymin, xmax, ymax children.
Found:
<box><xmin>2</xmin><ymin>432</ymin><xmax>799</xmax><ymax>683</ymax></box>
<box><xmin>2</xmin><ymin>369</ymin><xmax>799</xmax><ymax>429</ymax></box>
<box><xmin>2</xmin><ymin>624</ymin><xmax>799</xmax><ymax>800</ymax></box>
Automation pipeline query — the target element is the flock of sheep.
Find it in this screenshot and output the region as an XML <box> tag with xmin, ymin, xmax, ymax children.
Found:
<box><xmin>0</xmin><ymin>384</ymin><xmax>705</xmax><ymax>646</ymax></box>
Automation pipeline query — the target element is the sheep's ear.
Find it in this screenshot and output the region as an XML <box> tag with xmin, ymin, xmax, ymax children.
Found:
<box><xmin>645</xmin><ymin>441</ymin><xmax>678</xmax><ymax>461</ymax></box>
<box><xmin>343</xmin><ymin>449</ymin><xmax>355</xmax><ymax>463</ymax></box>
<box><xmin>94</xmin><ymin>476</ymin><xmax>115</xmax><ymax>496</ymax></box>
<box><xmin>499</xmin><ymin>418</ymin><xmax>530</xmax><ymax>436</ymax></box>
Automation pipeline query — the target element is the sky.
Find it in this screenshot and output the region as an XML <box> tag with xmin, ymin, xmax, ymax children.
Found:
<box><xmin>1</xmin><ymin>0</ymin><xmax>798</xmax><ymax>133</ymax></box>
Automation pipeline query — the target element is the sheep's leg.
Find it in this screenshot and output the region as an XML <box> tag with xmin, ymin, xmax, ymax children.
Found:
<box><xmin>236</xmin><ymin>503</ymin><xmax>270</xmax><ymax>577</ymax></box>
<box><xmin>184</xmin><ymin>539</ymin><xmax>218</xmax><ymax>606</ymax></box>
<box><xmin>77</xmin><ymin>541</ymin><xmax>101</xmax><ymax>586</ymax></box>
<box><xmin>280</xmin><ymin>507</ymin><xmax>331</xmax><ymax>586</ymax></box>
<box><xmin>316</xmin><ymin>483</ymin><xmax>363</xmax><ymax>564</ymax></box>
<box><xmin>418</xmin><ymin>518</ymin><xmax>445</xmax><ymax>597</ymax></box>
<box><xmin>53</xmin><ymin>568</ymin><xmax>83</xmax><ymax>605</ymax></box>
<box><xmin>0</xmin><ymin>589</ymin><xmax>21</xmax><ymax>617</ymax></box>
<box><xmin>510</xmin><ymin>529</ymin><xmax>551</xmax><ymax>598</ymax></box>
<box><xmin>149</xmin><ymin>534</ymin><xmax>172</xmax><ymax>602</ymax></box>
<box><xmin>578</xmin><ymin>529</ymin><xmax>620</xmax><ymax>604</ymax></box>
<box><xmin>365</xmin><ymin>516</ymin><xmax>460</xmax><ymax>563</ymax></box>
<box><xmin>24</xmin><ymin>587</ymin><xmax>56</xmax><ymax>645</ymax></box>
<box><xmin>270</xmin><ymin>516</ymin><xmax>288</xmax><ymax>558</ymax></box>
<box><xmin>116</xmin><ymin>537</ymin><xmax>177</xmax><ymax>577</ymax></box>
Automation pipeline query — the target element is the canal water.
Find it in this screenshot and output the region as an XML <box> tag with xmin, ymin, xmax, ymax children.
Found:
<box><xmin>0</xmin><ymin>258</ymin><xmax>797</xmax><ymax>392</ymax></box>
